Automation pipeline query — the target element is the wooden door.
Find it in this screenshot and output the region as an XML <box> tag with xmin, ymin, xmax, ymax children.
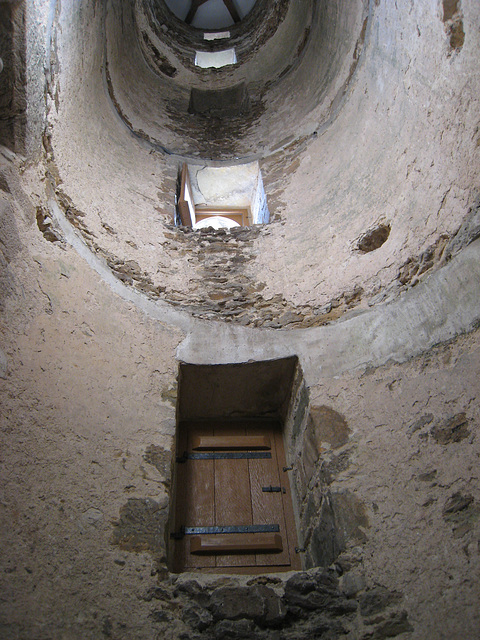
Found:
<box><xmin>172</xmin><ymin>420</ymin><xmax>301</xmax><ymax>574</ymax></box>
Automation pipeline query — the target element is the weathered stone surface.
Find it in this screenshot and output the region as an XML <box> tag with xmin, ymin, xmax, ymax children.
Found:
<box><xmin>143</xmin><ymin>445</ymin><xmax>173</xmax><ymax>485</ymax></box>
<box><xmin>208</xmin><ymin>586</ymin><xmax>265</xmax><ymax>622</ymax></box>
<box><xmin>443</xmin><ymin>492</ymin><xmax>474</xmax><ymax>519</ymax></box>
<box><xmin>36</xmin><ymin>205</ymin><xmax>64</xmax><ymax>243</ymax></box>
<box><xmin>175</xmin><ymin>580</ymin><xmax>210</xmax><ymax>607</ymax></box>
<box><xmin>212</xmin><ymin>618</ymin><xmax>255</xmax><ymax>640</ymax></box>
<box><xmin>291</xmin><ymin>381</ymin><xmax>310</xmax><ymax>441</ymax></box>
<box><xmin>340</xmin><ymin>572</ymin><xmax>366</xmax><ymax>598</ymax></box>
<box><xmin>369</xmin><ymin>610</ymin><xmax>414</xmax><ymax>639</ymax></box>
<box><xmin>417</xmin><ymin>470</ymin><xmax>437</xmax><ymax>482</ymax></box>
<box><xmin>143</xmin><ymin>586</ymin><xmax>173</xmax><ymax>602</ymax></box>
<box><xmin>254</xmin><ymin>586</ymin><xmax>287</xmax><ymax>628</ymax></box>
<box><xmin>359</xmin><ymin>587</ymin><xmax>402</xmax><ymax>618</ymax></box>
<box><xmin>431</xmin><ymin>413</ymin><xmax>471</xmax><ymax>444</ymax></box>
<box><xmin>321</xmin><ymin>449</ymin><xmax>353</xmax><ymax>485</ymax></box>
<box><xmin>283</xmin><ymin>570</ymin><xmax>357</xmax><ymax>617</ymax></box>
<box><xmin>182</xmin><ymin>603</ymin><xmax>213</xmax><ymax>631</ymax></box>
<box><xmin>306</xmin><ymin>491</ymin><xmax>369</xmax><ymax>568</ymax></box>
<box><xmin>149</xmin><ymin>609</ymin><xmax>170</xmax><ymax>622</ymax></box>
<box><xmin>300</xmin><ymin>491</ymin><xmax>319</xmax><ymax>544</ymax></box>
<box><xmin>445</xmin><ymin>199</ymin><xmax>480</xmax><ymax>258</ymax></box>
<box><xmin>442</xmin><ymin>0</ymin><xmax>465</xmax><ymax>50</ymax></box>
<box><xmin>0</xmin><ymin>2</ymin><xmax>27</xmax><ymax>152</ymax></box>
<box><xmin>175</xmin><ymin>576</ymin><xmax>384</xmax><ymax>638</ymax></box>
<box><xmin>0</xmin><ymin>348</ymin><xmax>8</xmax><ymax>379</ymax></box>
<box><xmin>407</xmin><ymin>413</ymin><xmax>434</xmax><ymax>436</ymax></box>
<box><xmin>0</xmin><ymin>172</ymin><xmax>11</xmax><ymax>193</ymax></box>
<box><xmin>397</xmin><ymin>235</ymin><xmax>449</xmax><ymax>287</ymax></box>
<box><xmin>299</xmin><ymin>406</ymin><xmax>352</xmax><ymax>495</ymax></box>
<box><xmin>78</xmin><ymin>507</ymin><xmax>103</xmax><ymax>531</ymax></box>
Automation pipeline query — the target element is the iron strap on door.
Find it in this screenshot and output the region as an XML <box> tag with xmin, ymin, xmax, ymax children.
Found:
<box><xmin>176</xmin><ymin>451</ymin><xmax>272</xmax><ymax>462</ymax></box>
<box><xmin>171</xmin><ymin>524</ymin><xmax>280</xmax><ymax>539</ymax></box>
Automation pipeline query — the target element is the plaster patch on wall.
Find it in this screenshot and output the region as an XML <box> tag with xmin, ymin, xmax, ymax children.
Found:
<box><xmin>111</xmin><ymin>497</ymin><xmax>169</xmax><ymax>562</ymax></box>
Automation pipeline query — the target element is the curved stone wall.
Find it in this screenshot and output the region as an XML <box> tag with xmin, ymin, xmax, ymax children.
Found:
<box><xmin>43</xmin><ymin>0</ymin><xmax>480</xmax><ymax>330</ymax></box>
<box><xmin>115</xmin><ymin>0</ymin><xmax>358</xmax><ymax>160</ymax></box>
<box><xmin>1</xmin><ymin>1</ymin><xmax>479</xmax><ymax>638</ymax></box>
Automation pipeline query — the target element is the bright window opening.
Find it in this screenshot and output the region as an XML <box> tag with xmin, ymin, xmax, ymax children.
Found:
<box><xmin>195</xmin><ymin>48</ymin><xmax>236</xmax><ymax>68</ymax></box>
<box><xmin>194</xmin><ymin>216</ymin><xmax>240</xmax><ymax>230</ymax></box>
<box><xmin>204</xmin><ymin>31</ymin><xmax>230</xmax><ymax>40</ymax></box>
<box><xmin>176</xmin><ymin>162</ymin><xmax>270</xmax><ymax>230</ymax></box>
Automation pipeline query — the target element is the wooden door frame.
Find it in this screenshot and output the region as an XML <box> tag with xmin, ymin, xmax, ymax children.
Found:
<box><xmin>169</xmin><ymin>419</ymin><xmax>301</xmax><ymax>574</ymax></box>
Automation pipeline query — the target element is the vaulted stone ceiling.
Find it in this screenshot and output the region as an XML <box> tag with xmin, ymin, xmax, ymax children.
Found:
<box><xmin>42</xmin><ymin>0</ymin><xmax>479</xmax><ymax>333</ymax></box>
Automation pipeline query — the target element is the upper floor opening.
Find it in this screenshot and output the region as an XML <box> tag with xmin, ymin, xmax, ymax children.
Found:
<box><xmin>176</xmin><ymin>161</ymin><xmax>270</xmax><ymax>229</ymax></box>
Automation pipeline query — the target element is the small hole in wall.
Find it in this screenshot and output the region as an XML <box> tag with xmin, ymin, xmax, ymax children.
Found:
<box><xmin>356</xmin><ymin>223</ymin><xmax>391</xmax><ymax>253</ymax></box>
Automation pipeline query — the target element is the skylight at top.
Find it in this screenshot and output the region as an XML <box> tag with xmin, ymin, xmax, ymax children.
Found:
<box><xmin>164</xmin><ymin>0</ymin><xmax>257</xmax><ymax>30</ymax></box>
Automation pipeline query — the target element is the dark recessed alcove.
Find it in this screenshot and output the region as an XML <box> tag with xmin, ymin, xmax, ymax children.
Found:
<box><xmin>169</xmin><ymin>357</ymin><xmax>303</xmax><ymax>574</ymax></box>
<box><xmin>188</xmin><ymin>83</ymin><xmax>251</xmax><ymax>117</ymax></box>
<box><xmin>356</xmin><ymin>223</ymin><xmax>391</xmax><ymax>253</ymax></box>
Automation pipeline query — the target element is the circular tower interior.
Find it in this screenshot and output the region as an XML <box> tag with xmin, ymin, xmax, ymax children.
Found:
<box><xmin>0</xmin><ymin>1</ymin><xmax>479</xmax><ymax>638</ymax></box>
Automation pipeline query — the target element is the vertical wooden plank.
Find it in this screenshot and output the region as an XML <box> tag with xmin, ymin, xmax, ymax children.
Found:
<box><xmin>184</xmin><ymin>423</ymin><xmax>216</xmax><ymax>569</ymax></box>
<box><xmin>172</xmin><ymin>421</ymin><xmax>188</xmax><ymax>572</ymax></box>
<box><xmin>273</xmin><ymin>428</ymin><xmax>302</xmax><ymax>571</ymax></box>
<box><xmin>214</xmin><ymin>424</ymin><xmax>256</xmax><ymax>568</ymax></box>
<box><xmin>248</xmin><ymin>423</ymin><xmax>291</xmax><ymax>566</ymax></box>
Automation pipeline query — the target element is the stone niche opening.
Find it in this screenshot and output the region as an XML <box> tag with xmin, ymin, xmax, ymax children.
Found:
<box><xmin>176</xmin><ymin>160</ymin><xmax>269</xmax><ymax>229</ymax></box>
<box><xmin>168</xmin><ymin>357</ymin><xmax>305</xmax><ymax>574</ymax></box>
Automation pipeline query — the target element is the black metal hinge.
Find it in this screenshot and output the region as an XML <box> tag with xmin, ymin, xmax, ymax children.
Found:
<box><xmin>171</xmin><ymin>524</ymin><xmax>280</xmax><ymax>539</ymax></box>
<box><xmin>262</xmin><ymin>486</ymin><xmax>286</xmax><ymax>493</ymax></box>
